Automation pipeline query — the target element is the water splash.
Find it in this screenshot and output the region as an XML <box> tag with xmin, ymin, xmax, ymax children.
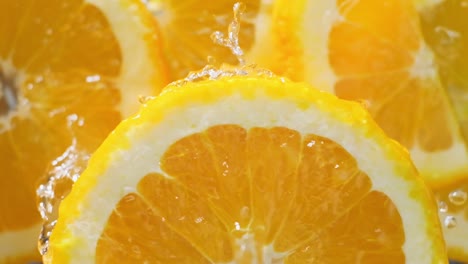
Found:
<box><xmin>173</xmin><ymin>2</ymin><xmax>275</xmax><ymax>86</ymax></box>
<box><xmin>210</xmin><ymin>2</ymin><xmax>246</xmax><ymax>66</ymax></box>
<box><xmin>36</xmin><ymin>139</ymin><xmax>90</xmax><ymax>255</ymax></box>
<box><xmin>138</xmin><ymin>95</ymin><xmax>156</xmax><ymax>105</ymax></box>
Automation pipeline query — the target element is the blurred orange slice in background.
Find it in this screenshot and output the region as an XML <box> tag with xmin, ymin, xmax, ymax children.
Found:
<box><xmin>0</xmin><ymin>0</ymin><xmax>168</xmax><ymax>262</ymax></box>
<box><xmin>415</xmin><ymin>0</ymin><xmax>468</xmax><ymax>261</ymax></box>
<box><xmin>262</xmin><ymin>0</ymin><xmax>468</xmax><ymax>261</ymax></box>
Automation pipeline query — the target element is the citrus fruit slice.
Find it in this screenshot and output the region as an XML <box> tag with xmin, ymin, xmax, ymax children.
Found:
<box><xmin>0</xmin><ymin>0</ymin><xmax>168</xmax><ymax>262</ymax></box>
<box><xmin>415</xmin><ymin>0</ymin><xmax>468</xmax><ymax>261</ymax></box>
<box><xmin>145</xmin><ymin>0</ymin><xmax>274</xmax><ymax>81</ymax></box>
<box><xmin>44</xmin><ymin>75</ymin><xmax>446</xmax><ymax>263</ymax></box>
<box><xmin>268</xmin><ymin>0</ymin><xmax>468</xmax><ymax>194</ymax></box>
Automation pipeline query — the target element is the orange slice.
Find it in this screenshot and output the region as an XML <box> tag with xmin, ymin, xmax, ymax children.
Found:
<box><xmin>268</xmin><ymin>0</ymin><xmax>468</xmax><ymax>192</ymax></box>
<box><xmin>145</xmin><ymin>0</ymin><xmax>274</xmax><ymax>81</ymax></box>
<box><xmin>415</xmin><ymin>0</ymin><xmax>468</xmax><ymax>261</ymax></box>
<box><xmin>44</xmin><ymin>75</ymin><xmax>446</xmax><ymax>263</ymax></box>
<box><xmin>264</xmin><ymin>0</ymin><xmax>468</xmax><ymax>261</ymax></box>
<box><xmin>0</xmin><ymin>0</ymin><xmax>168</xmax><ymax>262</ymax></box>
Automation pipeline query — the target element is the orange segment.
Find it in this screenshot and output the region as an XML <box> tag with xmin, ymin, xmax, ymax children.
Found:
<box><xmin>275</xmin><ymin>135</ymin><xmax>373</xmax><ymax>253</ymax></box>
<box><xmin>137</xmin><ymin>172</ymin><xmax>234</xmax><ymax>263</ymax></box>
<box><xmin>246</xmin><ymin>127</ymin><xmax>301</xmax><ymax>246</ymax></box>
<box><xmin>336</xmin><ymin>0</ymin><xmax>420</xmax><ymax>50</ymax></box>
<box><xmin>418</xmin><ymin>0</ymin><xmax>468</xmax><ymax>141</ymax></box>
<box><xmin>96</xmin><ymin>192</ymin><xmax>210</xmax><ymax>263</ymax></box>
<box><xmin>328</xmin><ymin>22</ymin><xmax>413</xmax><ymax>75</ymax></box>
<box><xmin>329</xmin><ymin>1</ymin><xmax>455</xmax><ymax>153</ymax></box>
<box><xmin>335</xmin><ymin>73</ymin><xmax>454</xmax><ymax>151</ymax></box>
<box><xmin>0</xmin><ymin>0</ymin><xmax>168</xmax><ymax>262</ymax></box>
<box><xmin>97</xmin><ymin>126</ymin><xmax>400</xmax><ymax>262</ymax></box>
<box><xmin>45</xmin><ymin>75</ymin><xmax>446</xmax><ymax>263</ymax></box>
<box><xmin>160</xmin><ymin>125</ymin><xmax>251</xmax><ymax>232</ymax></box>
<box><xmin>287</xmin><ymin>191</ymin><xmax>405</xmax><ymax>263</ymax></box>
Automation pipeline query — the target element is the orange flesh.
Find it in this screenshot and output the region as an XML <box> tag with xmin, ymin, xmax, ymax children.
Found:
<box><xmin>419</xmin><ymin>0</ymin><xmax>468</xmax><ymax>142</ymax></box>
<box><xmin>0</xmin><ymin>0</ymin><xmax>122</xmax><ymax>233</ymax></box>
<box><xmin>329</xmin><ymin>0</ymin><xmax>454</xmax><ymax>151</ymax></box>
<box><xmin>97</xmin><ymin>125</ymin><xmax>405</xmax><ymax>263</ymax></box>
<box><xmin>418</xmin><ymin>1</ymin><xmax>468</xmax><ymax>258</ymax></box>
<box><xmin>159</xmin><ymin>0</ymin><xmax>260</xmax><ymax>80</ymax></box>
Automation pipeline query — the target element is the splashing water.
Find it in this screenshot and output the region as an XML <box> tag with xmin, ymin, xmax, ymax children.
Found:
<box><xmin>210</xmin><ymin>2</ymin><xmax>246</xmax><ymax>66</ymax></box>
<box><xmin>174</xmin><ymin>2</ymin><xmax>275</xmax><ymax>86</ymax></box>
<box><xmin>138</xmin><ymin>95</ymin><xmax>156</xmax><ymax>105</ymax></box>
<box><xmin>36</xmin><ymin>139</ymin><xmax>90</xmax><ymax>255</ymax></box>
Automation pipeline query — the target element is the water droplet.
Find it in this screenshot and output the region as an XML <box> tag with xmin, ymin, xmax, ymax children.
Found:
<box><xmin>306</xmin><ymin>140</ymin><xmax>316</xmax><ymax>148</ymax></box>
<box><xmin>444</xmin><ymin>215</ymin><xmax>457</xmax><ymax>229</ymax></box>
<box><xmin>85</xmin><ymin>74</ymin><xmax>101</xmax><ymax>83</ymax></box>
<box><xmin>448</xmin><ymin>190</ymin><xmax>467</xmax><ymax>206</ymax></box>
<box><xmin>138</xmin><ymin>95</ymin><xmax>155</xmax><ymax>104</ymax></box>
<box><xmin>36</xmin><ymin>140</ymin><xmax>90</xmax><ymax>255</ymax></box>
<box><xmin>438</xmin><ymin>201</ymin><xmax>448</xmax><ymax>213</ymax></box>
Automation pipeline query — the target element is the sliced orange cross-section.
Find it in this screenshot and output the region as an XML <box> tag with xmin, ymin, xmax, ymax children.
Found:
<box><xmin>0</xmin><ymin>0</ymin><xmax>168</xmax><ymax>262</ymax></box>
<box><xmin>267</xmin><ymin>0</ymin><xmax>468</xmax><ymax>188</ymax></box>
<box><xmin>415</xmin><ymin>0</ymin><xmax>468</xmax><ymax>261</ymax></box>
<box><xmin>265</xmin><ymin>2</ymin><xmax>468</xmax><ymax>260</ymax></box>
<box><xmin>45</xmin><ymin>75</ymin><xmax>446</xmax><ymax>263</ymax></box>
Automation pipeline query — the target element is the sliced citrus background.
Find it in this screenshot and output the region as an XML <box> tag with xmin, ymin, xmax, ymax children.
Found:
<box><xmin>415</xmin><ymin>0</ymin><xmax>468</xmax><ymax>141</ymax></box>
<box><xmin>268</xmin><ymin>0</ymin><xmax>468</xmax><ymax>188</ymax></box>
<box><xmin>265</xmin><ymin>0</ymin><xmax>468</xmax><ymax>261</ymax></box>
<box><xmin>0</xmin><ymin>0</ymin><xmax>168</xmax><ymax>262</ymax></box>
<box><xmin>44</xmin><ymin>75</ymin><xmax>446</xmax><ymax>263</ymax></box>
<box><xmin>414</xmin><ymin>0</ymin><xmax>468</xmax><ymax>261</ymax></box>
<box><xmin>145</xmin><ymin>0</ymin><xmax>275</xmax><ymax>81</ymax></box>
